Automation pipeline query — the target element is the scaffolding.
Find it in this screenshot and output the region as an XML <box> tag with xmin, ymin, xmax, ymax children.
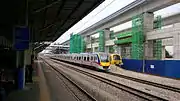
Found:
<box><xmin>131</xmin><ymin>14</ymin><xmax>144</xmax><ymax>59</ymax></box>
<box><xmin>153</xmin><ymin>16</ymin><xmax>162</xmax><ymax>60</ymax></box>
<box><xmin>80</xmin><ymin>37</ymin><xmax>85</xmax><ymax>53</ymax></box>
<box><xmin>70</xmin><ymin>34</ymin><xmax>85</xmax><ymax>53</ymax></box>
<box><xmin>98</xmin><ymin>30</ymin><xmax>105</xmax><ymax>52</ymax></box>
<box><xmin>110</xmin><ymin>31</ymin><xmax>115</xmax><ymax>40</ymax></box>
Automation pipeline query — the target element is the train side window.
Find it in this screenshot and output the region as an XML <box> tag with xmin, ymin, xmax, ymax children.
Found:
<box><xmin>91</xmin><ymin>56</ymin><xmax>93</xmax><ymax>60</ymax></box>
<box><xmin>87</xmin><ymin>56</ymin><xmax>89</xmax><ymax>61</ymax></box>
<box><xmin>94</xmin><ymin>56</ymin><xmax>97</xmax><ymax>61</ymax></box>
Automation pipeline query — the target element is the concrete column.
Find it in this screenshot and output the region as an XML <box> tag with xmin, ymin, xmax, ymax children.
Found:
<box><xmin>162</xmin><ymin>46</ymin><xmax>166</xmax><ymax>59</ymax></box>
<box><xmin>105</xmin><ymin>46</ymin><xmax>109</xmax><ymax>53</ymax></box>
<box><xmin>103</xmin><ymin>28</ymin><xmax>110</xmax><ymax>40</ymax></box>
<box><xmin>173</xmin><ymin>33</ymin><xmax>180</xmax><ymax>59</ymax></box>
<box><xmin>92</xmin><ymin>47</ymin><xmax>95</xmax><ymax>52</ymax></box>
<box><xmin>84</xmin><ymin>35</ymin><xmax>90</xmax><ymax>44</ymax></box>
<box><xmin>143</xmin><ymin>12</ymin><xmax>154</xmax><ymax>59</ymax></box>
<box><xmin>144</xmin><ymin>41</ymin><xmax>154</xmax><ymax>59</ymax></box>
<box><xmin>119</xmin><ymin>46</ymin><xmax>122</xmax><ymax>55</ymax></box>
<box><xmin>114</xmin><ymin>45</ymin><xmax>121</xmax><ymax>54</ymax></box>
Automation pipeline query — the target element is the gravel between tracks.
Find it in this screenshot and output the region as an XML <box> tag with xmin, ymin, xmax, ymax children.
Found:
<box><xmin>49</xmin><ymin>58</ymin><xmax>180</xmax><ymax>101</ymax></box>
<box><xmin>46</xmin><ymin>59</ymin><xmax>146</xmax><ymax>101</ymax></box>
<box><xmin>110</xmin><ymin>65</ymin><xmax>180</xmax><ymax>89</ymax></box>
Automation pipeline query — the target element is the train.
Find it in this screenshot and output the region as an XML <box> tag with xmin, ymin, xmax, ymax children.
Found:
<box><xmin>110</xmin><ymin>54</ymin><xmax>123</xmax><ymax>66</ymax></box>
<box><xmin>51</xmin><ymin>52</ymin><xmax>111</xmax><ymax>71</ymax></box>
<box><xmin>50</xmin><ymin>52</ymin><xmax>123</xmax><ymax>71</ymax></box>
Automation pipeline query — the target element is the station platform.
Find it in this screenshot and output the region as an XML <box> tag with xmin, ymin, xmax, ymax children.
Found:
<box><xmin>110</xmin><ymin>65</ymin><xmax>180</xmax><ymax>88</ymax></box>
<box><xmin>5</xmin><ymin>61</ymin><xmax>41</xmax><ymax>101</ymax></box>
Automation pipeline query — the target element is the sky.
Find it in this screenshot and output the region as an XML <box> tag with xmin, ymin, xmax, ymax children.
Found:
<box><xmin>54</xmin><ymin>0</ymin><xmax>180</xmax><ymax>44</ymax></box>
<box><xmin>54</xmin><ymin>0</ymin><xmax>136</xmax><ymax>44</ymax></box>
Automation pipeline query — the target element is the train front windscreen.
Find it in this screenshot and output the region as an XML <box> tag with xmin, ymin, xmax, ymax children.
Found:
<box><xmin>100</xmin><ymin>54</ymin><xmax>110</xmax><ymax>62</ymax></box>
<box><xmin>113</xmin><ymin>55</ymin><xmax>121</xmax><ymax>60</ymax></box>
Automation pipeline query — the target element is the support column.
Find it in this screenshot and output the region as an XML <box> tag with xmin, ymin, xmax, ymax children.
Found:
<box><xmin>143</xmin><ymin>12</ymin><xmax>154</xmax><ymax>59</ymax></box>
<box><xmin>104</xmin><ymin>28</ymin><xmax>110</xmax><ymax>53</ymax></box>
<box><xmin>162</xmin><ymin>46</ymin><xmax>166</xmax><ymax>59</ymax></box>
<box><xmin>16</xmin><ymin>51</ymin><xmax>24</xmax><ymax>89</ymax></box>
<box><xmin>84</xmin><ymin>35</ymin><xmax>90</xmax><ymax>44</ymax></box>
<box><xmin>24</xmin><ymin>45</ymin><xmax>33</xmax><ymax>83</ymax></box>
<box><xmin>105</xmin><ymin>46</ymin><xmax>109</xmax><ymax>53</ymax></box>
<box><xmin>104</xmin><ymin>28</ymin><xmax>110</xmax><ymax>40</ymax></box>
<box><xmin>173</xmin><ymin>33</ymin><xmax>180</xmax><ymax>59</ymax></box>
<box><xmin>92</xmin><ymin>47</ymin><xmax>95</xmax><ymax>52</ymax></box>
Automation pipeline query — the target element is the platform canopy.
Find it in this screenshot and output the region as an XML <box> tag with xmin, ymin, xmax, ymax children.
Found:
<box><xmin>0</xmin><ymin>0</ymin><xmax>104</xmax><ymax>48</ymax></box>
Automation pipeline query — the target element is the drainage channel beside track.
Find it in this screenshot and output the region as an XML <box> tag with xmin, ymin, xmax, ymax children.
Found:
<box><xmin>47</xmin><ymin>58</ymin><xmax>176</xmax><ymax>101</ymax></box>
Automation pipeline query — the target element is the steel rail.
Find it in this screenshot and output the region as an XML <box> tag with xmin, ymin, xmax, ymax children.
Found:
<box><xmin>50</xmin><ymin>58</ymin><xmax>167</xmax><ymax>101</ymax></box>
<box><xmin>108</xmin><ymin>72</ymin><xmax>180</xmax><ymax>93</ymax></box>
<box><xmin>42</xmin><ymin>58</ymin><xmax>97</xmax><ymax>101</ymax></box>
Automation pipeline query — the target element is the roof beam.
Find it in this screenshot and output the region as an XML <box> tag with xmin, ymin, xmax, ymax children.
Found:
<box><xmin>39</xmin><ymin>0</ymin><xmax>66</xmax><ymax>32</ymax></box>
<box><xmin>53</xmin><ymin>0</ymin><xmax>84</xmax><ymax>35</ymax></box>
<box><xmin>33</xmin><ymin>0</ymin><xmax>62</xmax><ymax>14</ymax></box>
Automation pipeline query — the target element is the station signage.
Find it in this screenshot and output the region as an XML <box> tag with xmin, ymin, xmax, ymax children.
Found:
<box><xmin>13</xmin><ymin>26</ymin><xmax>29</xmax><ymax>50</ymax></box>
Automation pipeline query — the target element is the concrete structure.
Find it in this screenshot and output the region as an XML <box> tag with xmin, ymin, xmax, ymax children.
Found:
<box><xmin>79</xmin><ymin>0</ymin><xmax>180</xmax><ymax>36</ymax></box>
<box><xmin>60</xmin><ymin>1</ymin><xmax>180</xmax><ymax>79</ymax></box>
<box><xmin>69</xmin><ymin>0</ymin><xmax>180</xmax><ymax>60</ymax></box>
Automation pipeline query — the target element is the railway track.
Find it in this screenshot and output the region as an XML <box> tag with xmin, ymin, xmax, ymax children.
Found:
<box><xmin>42</xmin><ymin>58</ymin><xmax>97</xmax><ymax>101</ymax></box>
<box><xmin>48</xmin><ymin>58</ymin><xmax>169</xmax><ymax>101</ymax></box>
<box><xmin>52</xmin><ymin>57</ymin><xmax>180</xmax><ymax>93</ymax></box>
<box><xmin>108</xmin><ymin>72</ymin><xmax>180</xmax><ymax>93</ymax></box>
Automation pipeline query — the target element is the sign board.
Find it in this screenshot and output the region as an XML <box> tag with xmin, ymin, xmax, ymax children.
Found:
<box><xmin>13</xmin><ymin>26</ymin><xmax>29</xmax><ymax>50</ymax></box>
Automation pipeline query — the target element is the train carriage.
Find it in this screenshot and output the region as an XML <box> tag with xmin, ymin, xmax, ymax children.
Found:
<box><xmin>110</xmin><ymin>54</ymin><xmax>123</xmax><ymax>66</ymax></box>
<box><xmin>51</xmin><ymin>52</ymin><xmax>111</xmax><ymax>71</ymax></box>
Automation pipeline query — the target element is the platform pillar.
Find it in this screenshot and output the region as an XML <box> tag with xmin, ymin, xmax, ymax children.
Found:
<box><xmin>16</xmin><ymin>51</ymin><xmax>25</xmax><ymax>89</ymax></box>
<box><xmin>24</xmin><ymin>45</ymin><xmax>33</xmax><ymax>83</ymax></box>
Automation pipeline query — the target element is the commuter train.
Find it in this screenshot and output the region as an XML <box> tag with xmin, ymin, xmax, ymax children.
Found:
<box><xmin>52</xmin><ymin>52</ymin><xmax>111</xmax><ymax>71</ymax></box>
<box><xmin>110</xmin><ymin>54</ymin><xmax>123</xmax><ymax>66</ymax></box>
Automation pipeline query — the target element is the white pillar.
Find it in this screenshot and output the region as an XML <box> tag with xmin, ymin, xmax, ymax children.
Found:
<box><xmin>143</xmin><ymin>12</ymin><xmax>154</xmax><ymax>59</ymax></box>
<box><xmin>84</xmin><ymin>35</ymin><xmax>90</xmax><ymax>44</ymax></box>
<box><xmin>105</xmin><ymin>46</ymin><xmax>109</xmax><ymax>53</ymax></box>
<box><xmin>173</xmin><ymin>33</ymin><xmax>180</xmax><ymax>59</ymax></box>
<box><xmin>104</xmin><ymin>29</ymin><xmax>110</xmax><ymax>40</ymax></box>
<box><xmin>92</xmin><ymin>47</ymin><xmax>95</xmax><ymax>52</ymax></box>
<box><xmin>162</xmin><ymin>46</ymin><xmax>166</xmax><ymax>59</ymax></box>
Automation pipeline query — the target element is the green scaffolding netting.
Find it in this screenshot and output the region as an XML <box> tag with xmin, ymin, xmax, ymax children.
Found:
<box><xmin>98</xmin><ymin>30</ymin><xmax>105</xmax><ymax>52</ymax></box>
<box><xmin>70</xmin><ymin>34</ymin><xmax>85</xmax><ymax>53</ymax></box>
<box><xmin>153</xmin><ymin>16</ymin><xmax>162</xmax><ymax>60</ymax></box>
<box><xmin>131</xmin><ymin>14</ymin><xmax>144</xmax><ymax>59</ymax></box>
